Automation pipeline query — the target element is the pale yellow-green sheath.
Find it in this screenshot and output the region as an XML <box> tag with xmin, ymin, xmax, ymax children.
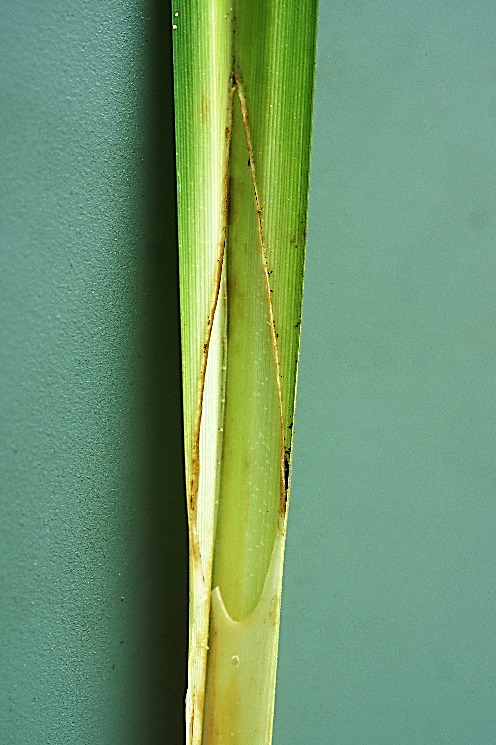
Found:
<box><xmin>172</xmin><ymin>1</ymin><xmax>317</xmax><ymax>742</ymax></box>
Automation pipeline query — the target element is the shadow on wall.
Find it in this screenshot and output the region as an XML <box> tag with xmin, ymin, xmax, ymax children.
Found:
<box><xmin>0</xmin><ymin>0</ymin><xmax>188</xmax><ymax>741</ymax></box>
<box><xmin>141</xmin><ymin>0</ymin><xmax>188</xmax><ymax>741</ymax></box>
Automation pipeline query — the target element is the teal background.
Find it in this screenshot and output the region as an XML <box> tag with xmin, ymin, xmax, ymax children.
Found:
<box><xmin>275</xmin><ymin>2</ymin><xmax>496</xmax><ymax>744</ymax></box>
<box><xmin>2</xmin><ymin>1</ymin><xmax>496</xmax><ymax>744</ymax></box>
<box><xmin>0</xmin><ymin>1</ymin><xmax>187</xmax><ymax>742</ymax></box>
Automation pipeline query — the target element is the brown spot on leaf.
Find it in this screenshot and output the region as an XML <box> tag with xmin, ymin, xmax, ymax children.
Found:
<box><xmin>269</xmin><ymin>593</ymin><xmax>280</xmax><ymax>627</ymax></box>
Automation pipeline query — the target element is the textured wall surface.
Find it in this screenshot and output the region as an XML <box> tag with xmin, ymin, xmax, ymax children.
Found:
<box><xmin>0</xmin><ymin>1</ymin><xmax>187</xmax><ymax>743</ymax></box>
<box><xmin>275</xmin><ymin>2</ymin><xmax>496</xmax><ymax>744</ymax></box>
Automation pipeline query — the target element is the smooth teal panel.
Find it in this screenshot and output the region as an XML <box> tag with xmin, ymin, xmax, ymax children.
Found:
<box><xmin>275</xmin><ymin>2</ymin><xmax>496</xmax><ymax>744</ymax></box>
<box><xmin>0</xmin><ymin>2</ymin><xmax>186</xmax><ymax>743</ymax></box>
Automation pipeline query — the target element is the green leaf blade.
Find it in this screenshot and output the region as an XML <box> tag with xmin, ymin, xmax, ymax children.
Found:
<box><xmin>173</xmin><ymin>4</ymin><xmax>233</xmax><ymax>742</ymax></box>
<box><xmin>234</xmin><ymin>0</ymin><xmax>318</xmax><ymax>448</ymax></box>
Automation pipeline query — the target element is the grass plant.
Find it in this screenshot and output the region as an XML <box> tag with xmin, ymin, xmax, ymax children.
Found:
<box><xmin>172</xmin><ymin>1</ymin><xmax>317</xmax><ymax>741</ymax></box>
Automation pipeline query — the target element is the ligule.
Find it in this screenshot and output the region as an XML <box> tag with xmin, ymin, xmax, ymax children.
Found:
<box><xmin>172</xmin><ymin>0</ymin><xmax>317</xmax><ymax>742</ymax></box>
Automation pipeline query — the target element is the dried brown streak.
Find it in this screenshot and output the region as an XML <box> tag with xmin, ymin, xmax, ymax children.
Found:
<box><xmin>189</xmin><ymin>84</ymin><xmax>236</xmax><ymax>521</ymax></box>
<box><xmin>234</xmin><ymin>78</ymin><xmax>287</xmax><ymax>519</ymax></box>
<box><xmin>188</xmin><ymin>709</ymin><xmax>194</xmax><ymax>744</ymax></box>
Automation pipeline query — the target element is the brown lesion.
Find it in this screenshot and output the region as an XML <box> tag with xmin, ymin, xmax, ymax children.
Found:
<box><xmin>232</xmin><ymin>76</ymin><xmax>287</xmax><ymax>523</ymax></box>
<box><xmin>188</xmin><ymin>83</ymin><xmax>236</xmax><ymax>521</ymax></box>
<box><xmin>188</xmin><ymin>708</ymin><xmax>194</xmax><ymax>744</ymax></box>
<box><xmin>269</xmin><ymin>593</ymin><xmax>281</xmax><ymax>627</ymax></box>
<box><xmin>190</xmin><ymin>71</ymin><xmax>288</xmax><ymax>527</ymax></box>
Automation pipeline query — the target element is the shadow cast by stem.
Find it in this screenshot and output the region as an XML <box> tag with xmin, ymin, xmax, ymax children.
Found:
<box><xmin>140</xmin><ymin>1</ymin><xmax>188</xmax><ymax>741</ymax></box>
